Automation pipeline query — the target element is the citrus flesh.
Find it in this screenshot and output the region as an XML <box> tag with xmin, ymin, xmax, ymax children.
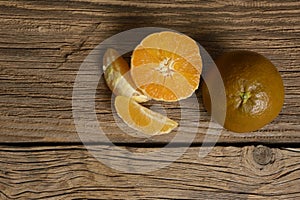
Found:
<box><xmin>131</xmin><ymin>31</ymin><xmax>202</xmax><ymax>102</ymax></box>
<box><xmin>202</xmin><ymin>51</ymin><xmax>284</xmax><ymax>133</ymax></box>
<box><xmin>114</xmin><ymin>96</ymin><xmax>178</xmax><ymax>135</ymax></box>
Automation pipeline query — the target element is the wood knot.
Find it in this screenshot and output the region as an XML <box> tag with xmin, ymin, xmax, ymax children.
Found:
<box><xmin>252</xmin><ymin>145</ymin><xmax>273</xmax><ymax>165</ymax></box>
<box><xmin>240</xmin><ymin>146</ymin><xmax>284</xmax><ymax>183</ymax></box>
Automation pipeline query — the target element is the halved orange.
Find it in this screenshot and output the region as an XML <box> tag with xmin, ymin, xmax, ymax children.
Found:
<box><xmin>131</xmin><ymin>31</ymin><xmax>202</xmax><ymax>102</ymax></box>
<box><xmin>114</xmin><ymin>96</ymin><xmax>178</xmax><ymax>135</ymax></box>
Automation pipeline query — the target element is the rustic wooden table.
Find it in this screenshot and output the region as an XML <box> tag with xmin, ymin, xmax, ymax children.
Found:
<box><xmin>0</xmin><ymin>0</ymin><xmax>299</xmax><ymax>199</ymax></box>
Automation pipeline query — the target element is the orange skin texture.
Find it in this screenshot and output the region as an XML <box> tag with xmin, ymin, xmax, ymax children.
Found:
<box><xmin>202</xmin><ymin>51</ymin><xmax>284</xmax><ymax>133</ymax></box>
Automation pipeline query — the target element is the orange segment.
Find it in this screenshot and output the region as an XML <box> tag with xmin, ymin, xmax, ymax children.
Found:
<box><xmin>141</xmin><ymin>83</ymin><xmax>177</xmax><ymax>101</ymax></box>
<box><xmin>102</xmin><ymin>48</ymin><xmax>149</xmax><ymax>103</ymax></box>
<box><xmin>173</xmin><ymin>59</ymin><xmax>200</xmax><ymax>88</ymax></box>
<box><xmin>114</xmin><ymin>96</ymin><xmax>178</xmax><ymax>135</ymax></box>
<box><xmin>131</xmin><ymin>31</ymin><xmax>202</xmax><ymax>102</ymax></box>
<box><xmin>103</xmin><ymin>48</ymin><xmax>129</xmax><ymax>75</ymax></box>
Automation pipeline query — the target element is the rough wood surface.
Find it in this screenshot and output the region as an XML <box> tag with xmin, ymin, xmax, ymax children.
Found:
<box><xmin>1</xmin><ymin>1</ymin><xmax>299</xmax><ymax>198</ymax></box>
<box><xmin>0</xmin><ymin>0</ymin><xmax>299</xmax><ymax>143</ymax></box>
<box><xmin>0</xmin><ymin>145</ymin><xmax>299</xmax><ymax>199</ymax></box>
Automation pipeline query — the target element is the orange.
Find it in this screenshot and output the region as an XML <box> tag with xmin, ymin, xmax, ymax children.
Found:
<box><xmin>201</xmin><ymin>51</ymin><xmax>285</xmax><ymax>133</ymax></box>
<box><xmin>103</xmin><ymin>48</ymin><xmax>149</xmax><ymax>102</ymax></box>
<box><xmin>131</xmin><ymin>31</ymin><xmax>202</xmax><ymax>102</ymax></box>
<box><xmin>114</xmin><ymin>96</ymin><xmax>178</xmax><ymax>135</ymax></box>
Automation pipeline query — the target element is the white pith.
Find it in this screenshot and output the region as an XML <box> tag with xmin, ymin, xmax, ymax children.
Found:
<box><xmin>156</xmin><ymin>57</ymin><xmax>175</xmax><ymax>77</ymax></box>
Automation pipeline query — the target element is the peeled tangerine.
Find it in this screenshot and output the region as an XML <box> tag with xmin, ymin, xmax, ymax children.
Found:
<box><xmin>131</xmin><ymin>31</ymin><xmax>202</xmax><ymax>102</ymax></box>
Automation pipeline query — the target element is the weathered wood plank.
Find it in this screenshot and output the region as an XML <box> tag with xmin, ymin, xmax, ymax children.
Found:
<box><xmin>0</xmin><ymin>145</ymin><xmax>299</xmax><ymax>199</ymax></box>
<box><xmin>0</xmin><ymin>0</ymin><xmax>299</xmax><ymax>143</ymax></box>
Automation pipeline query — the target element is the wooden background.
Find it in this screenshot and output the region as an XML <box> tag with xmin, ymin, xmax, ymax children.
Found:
<box><xmin>0</xmin><ymin>0</ymin><xmax>299</xmax><ymax>199</ymax></box>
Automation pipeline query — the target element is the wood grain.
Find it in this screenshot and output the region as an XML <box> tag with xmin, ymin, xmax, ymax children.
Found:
<box><xmin>0</xmin><ymin>145</ymin><xmax>299</xmax><ymax>199</ymax></box>
<box><xmin>0</xmin><ymin>0</ymin><xmax>299</xmax><ymax>143</ymax></box>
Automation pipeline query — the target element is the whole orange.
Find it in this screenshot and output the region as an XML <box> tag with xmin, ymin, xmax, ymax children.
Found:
<box><xmin>202</xmin><ymin>51</ymin><xmax>284</xmax><ymax>133</ymax></box>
